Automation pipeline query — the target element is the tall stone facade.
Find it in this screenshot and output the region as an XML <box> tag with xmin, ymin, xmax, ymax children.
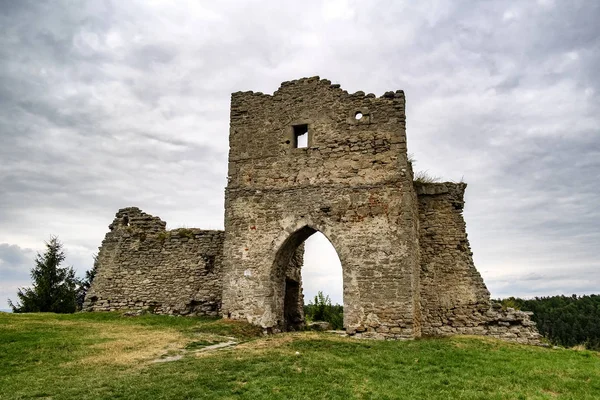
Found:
<box><xmin>85</xmin><ymin>77</ymin><xmax>540</xmax><ymax>344</ymax></box>
<box><xmin>221</xmin><ymin>77</ymin><xmax>421</xmax><ymax>338</ymax></box>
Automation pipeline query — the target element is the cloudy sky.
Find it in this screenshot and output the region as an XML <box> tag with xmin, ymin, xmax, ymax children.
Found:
<box><xmin>1</xmin><ymin>0</ymin><xmax>598</xmax><ymax>310</ymax></box>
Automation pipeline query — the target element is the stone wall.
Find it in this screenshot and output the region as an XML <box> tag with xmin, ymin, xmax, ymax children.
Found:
<box><xmin>221</xmin><ymin>77</ymin><xmax>422</xmax><ymax>337</ymax></box>
<box><xmin>83</xmin><ymin>207</ymin><xmax>224</xmax><ymax>316</ymax></box>
<box><xmin>417</xmin><ymin>182</ymin><xmax>490</xmax><ymax>332</ymax></box>
<box><xmin>416</xmin><ymin>182</ymin><xmax>540</xmax><ymax>344</ymax></box>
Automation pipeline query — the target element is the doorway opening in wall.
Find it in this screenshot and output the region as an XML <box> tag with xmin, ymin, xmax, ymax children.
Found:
<box><xmin>276</xmin><ymin>226</ymin><xmax>343</xmax><ymax>331</ymax></box>
<box><xmin>301</xmin><ymin>232</ymin><xmax>344</xmax><ymax>330</ymax></box>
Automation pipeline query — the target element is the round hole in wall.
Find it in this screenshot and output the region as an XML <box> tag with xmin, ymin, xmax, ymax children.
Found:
<box><xmin>355</xmin><ymin>111</ymin><xmax>363</xmax><ymax>120</ymax></box>
<box><xmin>285</xmin><ymin>140</ymin><xmax>290</xmax><ymax>144</ymax></box>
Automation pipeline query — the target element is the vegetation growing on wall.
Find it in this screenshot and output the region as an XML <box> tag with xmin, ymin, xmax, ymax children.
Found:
<box><xmin>413</xmin><ymin>170</ymin><xmax>442</xmax><ymax>184</ymax></box>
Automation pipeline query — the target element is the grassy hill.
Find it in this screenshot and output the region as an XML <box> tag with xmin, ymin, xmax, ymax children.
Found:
<box><xmin>1</xmin><ymin>313</ymin><xmax>599</xmax><ymax>399</ymax></box>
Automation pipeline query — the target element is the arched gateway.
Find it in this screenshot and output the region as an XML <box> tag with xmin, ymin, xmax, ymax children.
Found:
<box><xmin>85</xmin><ymin>77</ymin><xmax>541</xmax><ymax>343</ymax></box>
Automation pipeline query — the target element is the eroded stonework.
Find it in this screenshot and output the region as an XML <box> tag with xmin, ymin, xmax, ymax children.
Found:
<box><xmin>85</xmin><ymin>77</ymin><xmax>540</xmax><ymax>344</ymax></box>
<box><xmin>83</xmin><ymin>208</ymin><xmax>223</xmax><ymax>316</ymax></box>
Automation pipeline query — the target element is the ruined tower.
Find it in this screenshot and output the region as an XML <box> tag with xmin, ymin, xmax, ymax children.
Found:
<box><xmin>220</xmin><ymin>77</ymin><xmax>421</xmax><ymax>337</ymax></box>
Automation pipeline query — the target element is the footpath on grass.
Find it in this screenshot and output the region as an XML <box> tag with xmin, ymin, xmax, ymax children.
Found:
<box><xmin>1</xmin><ymin>312</ymin><xmax>599</xmax><ymax>400</ymax></box>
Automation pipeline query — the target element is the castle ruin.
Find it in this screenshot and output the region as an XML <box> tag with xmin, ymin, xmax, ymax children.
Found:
<box><xmin>84</xmin><ymin>77</ymin><xmax>539</xmax><ymax>343</ymax></box>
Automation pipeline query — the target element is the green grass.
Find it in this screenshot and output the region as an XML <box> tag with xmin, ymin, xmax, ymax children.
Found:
<box><xmin>1</xmin><ymin>313</ymin><xmax>599</xmax><ymax>399</ymax></box>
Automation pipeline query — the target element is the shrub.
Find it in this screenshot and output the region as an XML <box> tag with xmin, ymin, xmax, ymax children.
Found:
<box><xmin>304</xmin><ymin>291</ymin><xmax>344</xmax><ymax>330</ymax></box>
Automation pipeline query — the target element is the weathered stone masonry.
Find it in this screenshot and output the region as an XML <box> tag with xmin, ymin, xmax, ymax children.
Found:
<box><xmin>416</xmin><ymin>182</ymin><xmax>539</xmax><ymax>342</ymax></box>
<box><xmin>84</xmin><ymin>208</ymin><xmax>223</xmax><ymax>316</ymax></box>
<box><xmin>85</xmin><ymin>77</ymin><xmax>540</xmax><ymax>344</ymax></box>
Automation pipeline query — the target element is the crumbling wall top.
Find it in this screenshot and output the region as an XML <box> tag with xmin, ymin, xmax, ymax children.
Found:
<box><xmin>231</xmin><ymin>76</ymin><xmax>405</xmax><ymax>101</ymax></box>
<box><xmin>108</xmin><ymin>207</ymin><xmax>166</xmax><ymax>233</ymax></box>
<box><xmin>415</xmin><ymin>182</ymin><xmax>468</xmax><ymax>210</ymax></box>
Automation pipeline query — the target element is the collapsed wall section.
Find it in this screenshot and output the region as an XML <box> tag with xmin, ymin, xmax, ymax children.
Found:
<box><xmin>416</xmin><ymin>182</ymin><xmax>540</xmax><ymax>344</ymax></box>
<box><xmin>83</xmin><ymin>207</ymin><xmax>224</xmax><ymax>316</ymax></box>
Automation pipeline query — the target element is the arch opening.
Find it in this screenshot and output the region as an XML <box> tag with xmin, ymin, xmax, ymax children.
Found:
<box><xmin>273</xmin><ymin>226</ymin><xmax>343</xmax><ymax>332</ymax></box>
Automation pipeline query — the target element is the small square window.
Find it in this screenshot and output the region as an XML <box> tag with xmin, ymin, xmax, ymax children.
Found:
<box><xmin>293</xmin><ymin>124</ymin><xmax>308</xmax><ymax>148</ymax></box>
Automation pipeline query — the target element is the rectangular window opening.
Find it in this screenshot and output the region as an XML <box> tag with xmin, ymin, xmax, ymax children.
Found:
<box><xmin>293</xmin><ymin>124</ymin><xmax>308</xmax><ymax>148</ymax></box>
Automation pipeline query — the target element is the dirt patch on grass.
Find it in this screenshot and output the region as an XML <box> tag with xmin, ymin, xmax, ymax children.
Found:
<box><xmin>235</xmin><ymin>331</ymin><xmax>352</xmax><ymax>352</ymax></box>
<box><xmin>0</xmin><ymin>322</ymin><xmax>19</xmax><ymax>331</ymax></box>
<box><xmin>192</xmin><ymin>319</ymin><xmax>264</xmax><ymax>339</ymax></box>
<box><xmin>541</xmin><ymin>389</ymin><xmax>560</xmax><ymax>397</ymax></box>
<box><xmin>235</xmin><ymin>334</ymin><xmax>296</xmax><ymax>351</ymax></box>
<box><xmin>449</xmin><ymin>335</ymin><xmax>526</xmax><ymax>350</ymax></box>
<box><xmin>71</xmin><ymin>325</ymin><xmax>189</xmax><ymax>366</ymax></box>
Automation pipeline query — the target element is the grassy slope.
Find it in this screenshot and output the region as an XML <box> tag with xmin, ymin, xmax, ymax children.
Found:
<box><xmin>1</xmin><ymin>313</ymin><xmax>599</xmax><ymax>400</ymax></box>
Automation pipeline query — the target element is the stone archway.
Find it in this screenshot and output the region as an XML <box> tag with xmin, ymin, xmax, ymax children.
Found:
<box><xmin>271</xmin><ymin>225</ymin><xmax>344</xmax><ymax>331</ymax></box>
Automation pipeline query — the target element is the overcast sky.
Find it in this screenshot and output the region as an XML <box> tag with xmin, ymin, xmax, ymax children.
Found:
<box><xmin>1</xmin><ymin>0</ymin><xmax>598</xmax><ymax>310</ymax></box>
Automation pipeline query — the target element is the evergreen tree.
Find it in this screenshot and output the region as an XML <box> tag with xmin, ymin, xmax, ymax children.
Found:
<box><xmin>8</xmin><ymin>236</ymin><xmax>78</xmax><ymax>313</ymax></box>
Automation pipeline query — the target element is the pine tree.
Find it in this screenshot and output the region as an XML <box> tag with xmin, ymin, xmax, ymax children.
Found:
<box><xmin>8</xmin><ymin>236</ymin><xmax>78</xmax><ymax>313</ymax></box>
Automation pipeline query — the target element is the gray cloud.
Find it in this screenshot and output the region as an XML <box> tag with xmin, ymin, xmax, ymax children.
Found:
<box><xmin>486</xmin><ymin>263</ymin><xmax>600</xmax><ymax>299</ymax></box>
<box><xmin>0</xmin><ymin>244</ymin><xmax>35</xmax><ymax>274</ymax></box>
<box><xmin>0</xmin><ymin>0</ymin><xmax>598</xmax><ymax>309</ymax></box>
<box><xmin>0</xmin><ymin>243</ymin><xmax>35</xmax><ymax>310</ymax></box>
